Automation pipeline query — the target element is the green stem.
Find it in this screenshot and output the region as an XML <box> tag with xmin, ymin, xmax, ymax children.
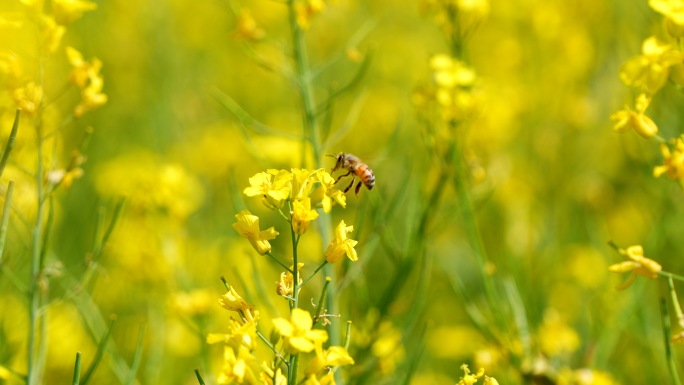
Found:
<box><xmin>661</xmin><ymin>271</ymin><xmax>684</xmax><ymax>284</ymax></box>
<box><xmin>287</xmin><ymin>0</ymin><xmax>319</xmax><ymax>165</ymax></box>
<box><xmin>661</xmin><ymin>297</ymin><xmax>682</xmax><ymax>385</ymax></box>
<box><xmin>81</xmin><ymin>317</ymin><xmax>116</xmax><ymax>385</ymax></box>
<box><xmin>194</xmin><ymin>369</ymin><xmax>206</xmax><ymax>385</ymax></box>
<box><xmin>0</xmin><ymin>109</ymin><xmax>20</xmax><ymax>180</ymax></box>
<box><xmin>27</xmin><ymin>119</ymin><xmax>46</xmax><ymax>385</ymax></box>
<box><xmin>266</xmin><ymin>251</ymin><xmax>294</xmax><ymax>274</ymax></box>
<box><xmin>71</xmin><ymin>352</ymin><xmax>82</xmax><ymax>385</ymax></box>
<box><xmin>668</xmin><ymin>277</ymin><xmax>684</xmax><ymax>329</ymax></box>
<box><xmin>0</xmin><ymin>181</ymin><xmax>14</xmax><ymax>266</ymax></box>
<box><xmin>313</xmin><ymin>276</ymin><xmax>332</xmax><ymax>324</ymax></box>
<box><xmin>299</xmin><ymin>260</ymin><xmax>328</xmax><ymax>289</ymax></box>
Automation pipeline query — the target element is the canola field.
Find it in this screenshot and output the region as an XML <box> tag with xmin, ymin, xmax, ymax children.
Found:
<box><xmin>2</xmin><ymin>0</ymin><xmax>684</xmax><ymax>384</ymax></box>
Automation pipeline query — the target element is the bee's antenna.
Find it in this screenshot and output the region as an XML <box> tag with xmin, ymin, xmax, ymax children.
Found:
<box><xmin>326</xmin><ymin>154</ymin><xmax>337</xmax><ymax>158</ymax></box>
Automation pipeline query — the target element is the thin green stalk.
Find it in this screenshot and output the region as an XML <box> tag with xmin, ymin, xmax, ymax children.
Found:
<box><xmin>661</xmin><ymin>297</ymin><xmax>682</xmax><ymax>385</ymax></box>
<box><xmin>81</xmin><ymin>317</ymin><xmax>116</xmax><ymax>385</ymax></box>
<box><xmin>343</xmin><ymin>321</ymin><xmax>352</xmax><ymax>350</ymax></box>
<box><xmin>194</xmin><ymin>369</ymin><xmax>206</xmax><ymax>385</ymax></box>
<box><xmin>266</xmin><ymin>251</ymin><xmax>294</xmax><ymax>274</ymax></box>
<box><xmin>313</xmin><ymin>277</ymin><xmax>332</xmax><ymax>324</ymax></box>
<box><xmin>72</xmin><ymin>352</ymin><xmax>82</xmax><ymax>385</ymax></box>
<box><xmin>0</xmin><ymin>109</ymin><xmax>21</xmax><ymax>179</ymax></box>
<box><xmin>28</xmin><ymin>119</ymin><xmax>47</xmax><ymax>385</ymax></box>
<box><xmin>661</xmin><ymin>271</ymin><xmax>684</xmax><ymax>285</ymax></box>
<box><xmin>0</xmin><ymin>180</ymin><xmax>15</xmax><ymax>265</ymax></box>
<box><xmin>668</xmin><ymin>277</ymin><xmax>684</xmax><ymax>329</ymax></box>
<box><xmin>300</xmin><ymin>260</ymin><xmax>328</xmax><ymax>289</ymax></box>
<box><xmin>124</xmin><ymin>324</ymin><xmax>146</xmax><ymax>385</ymax></box>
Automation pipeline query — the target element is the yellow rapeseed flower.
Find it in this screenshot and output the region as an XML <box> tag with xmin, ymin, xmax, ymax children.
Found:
<box><xmin>219</xmin><ymin>285</ymin><xmax>257</xmax><ymax>322</ymax></box>
<box><xmin>74</xmin><ymin>69</ymin><xmax>107</xmax><ymax>117</ymax></box>
<box><xmin>260</xmin><ymin>363</ymin><xmax>287</xmax><ymax>385</ymax></box>
<box><xmin>312</xmin><ymin>169</ymin><xmax>346</xmax><ymax>213</ymax></box>
<box><xmin>608</xmin><ymin>245</ymin><xmax>662</xmax><ymax>290</ymax></box>
<box><xmin>217</xmin><ymin>345</ymin><xmax>260</xmax><ymax>385</ymax></box>
<box><xmin>292</xmin><ymin>197</ymin><xmax>319</xmax><ymax>235</ymax></box>
<box><xmin>66</xmin><ymin>46</ymin><xmax>101</xmax><ymax>87</ymax></box>
<box><xmin>654</xmin><ymin>138</ymin><xmax>684</xmax><ymax>180</ymax></box>
<box><xmin>302</xmin><ymin>372</ymin><xmax>335</xmax><ymax>385</ymax></box>
<box><xmin>610</xmin><ymin>93</ymin><xmax>658</xmax><ymax>139</ymax></box>
<box><xmin>276</xmin><ymin>263</ymin><xmax>303</xmax><ymax>298</ymax></box>
<box><xmin>271</xmin><ymin>308</ymin><xmax>328</xmax><ymax>354</ymax></box>
<box><xmin>39</xmin><ymin>15</ymin><xmax>66</xmax><ymax>53</ymax></box>
<box><xmin>52</xmin><ymin>0</ymin><xmax>97</xmax><ymax>25</ymax></box>
<box><xmin>232</xmin><ymin>210</ymin><xmax>279</xmax><ymax>256</ymax></box>
<box><xmin>619</xmin><ymin>36</ymin><xmax>683</xmax><ymax>93</ymax></box>
<box><xmin>294</xmin><ymin>0</ymin><xmax>326</xmax><ymax>30</ymax></box>
<box><xmin>207</xmin><ymin>317</ymin><xmax>258</xmax><ymax>352</ymax></box>
<box><xmin>244</xmin><ymin>170</ymin><xmax>291</xmax><ymax>210</ymax></box>
<box><xmin>457</xmin><ymin>364</ymin><xmax>485</xmax><ymax>385</ymax></box>
<box><xmin>235</xmin><ymin>8</ymin><xmax>265</xmax><ymax>41</ymax></box>
<box><xmin>291</xmin><ymin>168</ymin><xmax>316</xmax><ymax>201</ymax></box>
<box><xmin>324</xmin><ymin>220</ymin><xmax>358</xmax><ymax>263</ymax></box>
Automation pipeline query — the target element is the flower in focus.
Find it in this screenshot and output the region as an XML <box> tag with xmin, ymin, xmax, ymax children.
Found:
<box><xmin>52</xmin><ymin>0</ymin><xmax>97</xmax><ymax>25</ymax></box>
<box><xmin>12</xmin><ymin>81</ymin><xmax>43</xmax><ymax>115</ymax></box>
<box><xmin>217</xmin><ymin>345</ymin><xmax>260</xmax><ymax>385</ymax></box>
<box><xmin>276</xmin><ymin>263</ymin><xmax>303</xmax><ymax>298</ymax></box>
<box><xmin>654</xmin><ymin>138</ymin><xmax>684</xmax><ymax>180</ymax></box>
<box><xmin>292</xmin><ymin>197</ymin><xmax>319</xmax><ymax>234</ymax></box>
<box><xmin>608</xmin><ymin>244</ymin><xmax>662</xmax><ymax>290</ymax></box>
<box><xmin>610</xmin><ymin>93</ymin><xmax>658</xmax><ymax>139</ymax></box>
<box><xmin>619</xmin><ymin>36</ymin><xmax>683</xmax><ymax>94</ymax></box>
<box><xmin>311</xmin><ymin>169</ymin><xmax>346</xmax><ymax>213</ymax></box>
<box><xmin>302</xmin><ymin>372</ymin><xmax>335</xmax><ymax>385</ymax></box>
<box><xmin>244</xmin><ymin>170</ymin><xmax>291</xmax><ymax>210</ymax></box>
<box><xmin>456</xmin><ymin>364</ymin><xmax>484</xmax><ymax>385</ymax></box>
<box><xmin>324</xmin><ymin>220</ymin><xmax>358</xmax><ymax>263</ymax></box>
<box><xmin>232</xmin><ymin>210</ymin><xmax>279</xmax><ymax>255</ymax></box>
<box><xmin>291</xmin><ymin>168</ymin><xmax>316</xmax><ymax>200</ymax></box>
<box><xmin>219</xmin><ymin>284</ymin><xmax>256</xmax><ymax>322</ymax></box>
<box><xmin>272</xmin><ymin>308</ymin><xmax>328</xmax><ymax>354</ymax></box>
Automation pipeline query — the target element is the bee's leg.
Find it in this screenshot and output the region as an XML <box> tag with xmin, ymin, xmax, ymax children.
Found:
<box><xmin>334</xmin><ymin>170</ymin><xmax>353</xmax><ymax>184</ymax></box>
<box><xmin>343</xmin><ymin>177</ymin><xmax>355</xmax><ymax>193</ymax></box>
<box><xmin>355</xmin><ymin>181</ymin><xmax>363</xmax><ymax>195</ymax></box>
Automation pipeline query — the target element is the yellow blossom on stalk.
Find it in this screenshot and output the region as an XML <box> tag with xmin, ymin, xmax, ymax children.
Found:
<box><xmin>74</xmin><ymin>70</ymin><xmax>107</xmax><ymax>117</ymax></box>
<box><xmin>292</xmin><ymin>197</ymin><xmax>319</xmax><ymax>234</ymax></box>
<box><xmin>276</xmin><ymin>263</ymin><xmax>303</xmax><ymax>298</ymax></box>
<box><xmin>294</xmin><ymin>0</ymin><xmax>326</xmax><ymax>30</ymax></box>
<box><xmin>207</xmin><ymin>317</ymin><xmax>259</xmax><ymax>351</ymax></box>
<box><xmin>312</xmin><ymin>170</ymin><xmax>346</xmax><ymax>213</ymax></box>
<box><xmin>52</xmin><ymin>0</ymin><xmax>97</xmax><ymax>25</ymax></box>
<box><xmin>217</xmin><ymin>345</ymin><xmax>260</xmax><ymax>385</ymax></box>
<box><xmin>232</xmin><ymin>210</ymin><xmax>279</xmax><ymax>255</ymax></box>
<box><xmin>219</xmin><ymin>284</ymin><xmax>257</xmax><ymax>322</ymax></box>
<box><xmin>619</xmin><ymin>36</ymin><xmax>683</xmax><ymax>94</ymax></box>
<box><xmin>456</xmin><ymin>364</ymin><xmax>484</xmax><ymax>385</ymax></box>
<box><xmin>654</xmin><ymin>138</ymin><xmax>684</xmax><ymax>180</ymax></box>
<box><xmin>324</xmin><ymin>220</ymin><xmax>358</xmax><ymax>263</ymax></box>
<box><xmin>12</xmin><ymin>81</ymin><xmax>43</xmax><ymax>115</ymax></box>
<box><xmin>306</xmin><ymin>345</ymin><xmax>355</xmax><ymax>374</ymax></box>
<box><xmin>608</xmin><ymin>245</ymin><xmax>662</xmax><ymax>290</ymax></box>
<box><xmin>431</xmin><ymin>54</ymin><xmax>477</xmax><ymax>89</ymax></box>
<box><xmin>291</xmin><ymin>168</ymin><xmax>316</xmax><ymax>200</ymax></box>
<box><xmin>244</xmin><ymin>170</ymin><xmax>291</xmax><ymax>210</ymax></box>
<box><xmin>610</xmin><ymin>93</ymin><xmax>658</xmax><ymax>139</ymax></box>
<box><xmin>66</xmin><ymin>46</ymin><xmax>102</xmax><ymax>87</ymax></box>
<box><xmin>272</xmin><ymin>308</ymin><xmax>328</xmax><ymax>354</ymax></box>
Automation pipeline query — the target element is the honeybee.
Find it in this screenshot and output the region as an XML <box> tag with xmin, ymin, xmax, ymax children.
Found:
<box><xmin>328</xmin><ymin>152</ymin><xmax>376</xmax><ymax>195</ymax></box>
